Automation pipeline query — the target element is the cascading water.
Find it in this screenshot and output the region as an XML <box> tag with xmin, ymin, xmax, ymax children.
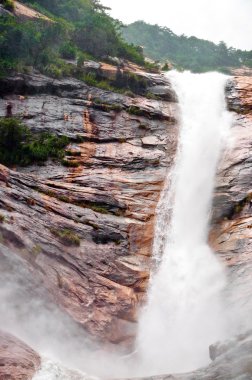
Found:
<box><xmin>1</xmin><ymin>72</ymin><xmax>233</xmax><ymax>380</ymax></box>
<box><xmin>136</xmin><ymin>71</ymin><xmax>232</xmax><ymax>375</ymax></box>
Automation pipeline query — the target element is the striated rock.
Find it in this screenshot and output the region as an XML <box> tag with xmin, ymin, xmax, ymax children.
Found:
<box><xmin>0</xmin><ymin>330</ymin><xmax>40</xmax><ymax>380</ymax></box>
<box><xmin>210</xmin><ymin>74</ymin><xmax>252</xmax><ymax>324</ymax></box>
<box><xmin>147</xmin><ymin>85</ymin><xmax>177</xmax><ymax>101</ymax></box>
<box><xmin>0</xmin><ymin>72</ymin><xmax>178</xmax><ymax>343</ymax></box>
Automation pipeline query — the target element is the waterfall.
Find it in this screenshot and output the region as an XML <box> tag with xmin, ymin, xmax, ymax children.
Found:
<box><xmin>1</xmin><ymin>72</ymin><xmax>233</xmax><ymax>380</ymax></box>
<box><xmin>136</xmin><ymin>71</ymin><xmax>232</xmax><ymax>375</ymax></box>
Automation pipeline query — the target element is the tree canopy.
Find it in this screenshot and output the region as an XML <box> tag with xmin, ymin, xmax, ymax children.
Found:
<box><xmin>123</xmin><ymin>21</ymin><xmax>252</xmax><ymax>73</ymax></box>
<box><xmin>0</xmin><ymin>0</ymin><xmax>144</xmax><ymax>77</ymax></box>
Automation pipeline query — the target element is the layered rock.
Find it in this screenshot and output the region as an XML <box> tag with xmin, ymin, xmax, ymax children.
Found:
<box><xmin>210</xmin><ymin>74</ymin><xmax>252</xmax><ymax>324</ymax></box>
<box><xmin>0</xmin><ymin>72</ymin><xmax>178</xmax><ymax>343</ymax></box>
<box><xmin>0</xmin><ymin>331</ymin><xmax>40</xmax><ymax>380</ymax></box>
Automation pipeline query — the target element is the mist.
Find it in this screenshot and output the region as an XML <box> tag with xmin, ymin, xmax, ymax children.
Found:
<box><xmin>101</xmin><ymin>0</ymin><xmax>252</xmax><ymax>50</ymax></box>
<box><xmin>1</xmin><ymin>72</ymin><xmax>250</xmax><ymax>379</ymax></box>
<box><xmin>0</xmin><ymin>244</ymin><xmax>137</xmax><ymax>379</ymax></box>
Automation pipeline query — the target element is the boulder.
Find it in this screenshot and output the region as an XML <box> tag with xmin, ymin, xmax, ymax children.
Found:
<box><xmin>0</xmin><ymin>331</ymin><xmax>40</xmax><ymax>380</ymax></box>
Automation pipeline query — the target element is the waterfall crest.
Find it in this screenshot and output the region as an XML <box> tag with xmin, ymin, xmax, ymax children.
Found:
<box><xmin>136</xmin><ymin>71</ymin><xmax>232</xmax><ymax>375</ymax></box>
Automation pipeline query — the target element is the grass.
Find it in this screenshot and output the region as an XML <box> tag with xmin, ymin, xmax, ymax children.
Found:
<box><xmin>32</xmin><ymin>244</ymin><xmax>42</xmax><ymax>255</ymax></box>
<box><xmin>85</xmin><ymin>221</ymin><xmax>99</xmax><ymax>230</ymax></box>
<box><xmin>2</xmin><ymin>0</ymin><xmax>14</xmax><ymax>11</ymax></box>
<box><xmin>80</xmin><ymin>202</ymin><xmax>110</xmax><ymax>215</ymax></box>
<box><xmin>50</xmin><ymin>228</ymin><xmax>81</xmax><ymax>246</ymax></box>
<box><xmin>229</xmin><ymin>192</ymin><xmax>252</xmax><ymax>219</ymax></box>
<box><xmin>61</xmin><ymin>159</ymin><xmax>80</xmax><ymax>168</ymax></box>
<box><xmin>0</xmin><ymin>118</ymin><xmax>69</xmax><ymax>166</ymax></box>
<box><xmin>92</xmin><ymin>99</ymin><xmax>123</xmax><ymax>113</ymax></box>
<box><xmin>127</xmin><ymin>106</ymin><xmax>145</xmax><ymax>116</ymax></box>
<box><xmin>79</xmin><ymin>70</ymin><xmax>151</xmax><ymax>97</ymax></box>
<box><xmin>37</xmin><ymin>188</ymin><xmax>125</xmax><ymax>217</ymax></box>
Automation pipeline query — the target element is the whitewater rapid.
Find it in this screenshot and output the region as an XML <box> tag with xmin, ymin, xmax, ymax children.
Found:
<box><xmin>136</xmin><ymin>71</ymin><xmax>232</xmax><ymax>375</ymax></box>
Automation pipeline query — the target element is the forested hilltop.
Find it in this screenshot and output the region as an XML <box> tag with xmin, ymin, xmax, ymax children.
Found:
<box><xmin>123</xmin><ymin>21</ymin><xmax>252</xmax><ymax>73</ymax></box>
<box><xmin>0</xmin><ymin>0</ymin><xmax>146</xmax><ymax>78</ymax></box>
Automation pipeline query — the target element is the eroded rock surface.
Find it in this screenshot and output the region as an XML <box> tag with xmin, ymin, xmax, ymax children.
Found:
<box><xmin>0</xmin><ymin>72</ymin><xmax>178</xmax><ymax>343</ymax></box>
<box><xmin>210</xmin><ymin>74</ymin><xmax>252</xmax><ymax>325</ymax></box>
<box><xmin>0</xmin><ymin>331</ymin><xmax>40</xmax><ymax>380</ymax></box>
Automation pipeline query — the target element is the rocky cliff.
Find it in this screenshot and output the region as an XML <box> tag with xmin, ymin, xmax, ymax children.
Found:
<box><xmin>210</xmin><ymin>73</ymin><xmax>252</xmax><ymax>324</ymax></box>
<box><xmin>0</xmin><ymin>68</ymin><xmax>252</xmax><ymax>379</ymax></box>
<box><xmin>0</xmin><ymin>331</ymin><xmax>40</xmax><ymax>380</ymax></box>
<box><xmin>0</xmin><ymin>69</ymin><xmax>178</xmax><ymax>344</ymax></box>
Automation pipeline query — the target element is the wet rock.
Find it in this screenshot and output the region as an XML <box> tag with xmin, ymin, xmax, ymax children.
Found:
<box><xmin>126</xmin><ymin>331</ymin><xmax>252</xmax><ymax>379</ymax></box>
<box><xmin>0</xmin><ymin>331</ymin><xmax>40</xmax><ymax>380</ymax></box>
<box><xmin>0</xmin><ymin>71</ymin><xmax>178</xmax><ymax>343</ymax></box>
<box><xmin>210</xmin><ymin>74</ymin><xmax>252</xmax><ymax>333</ymax></box>
<box><xmin>147</xmin><ymin>85</ymin><xmax>178</xmax><ymax>101</ymax></box>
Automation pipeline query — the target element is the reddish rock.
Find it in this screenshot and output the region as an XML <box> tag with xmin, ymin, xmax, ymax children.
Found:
<box><xmin>0</xmin><ymin>72</ymin><xmax>178</xmax><ymax>343</ymax></box>
<box><xmin>0</xmin><ymin>331</ymin><xmax>40</xmax><ymax>380</ymax></box>
<box><xmin>210</xmin><ymin>74</ymin><xmax>252</xmax><ymax>318</ymax></box>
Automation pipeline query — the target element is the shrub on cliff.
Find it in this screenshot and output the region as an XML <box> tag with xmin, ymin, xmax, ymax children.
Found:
<box><xmin>2</xmin><ymin>0</ymin><xmax>14</xmax><ymax>11</ymax></box>
<box><xmin>0</xmin><ymin>117</ymin><xmax>69</xmax><ymax>166</ymax></box>
<box><xmin>50</xmin><ymin>228</ymin><xmax>81</xmax><ymax>246</ymax></box>
<box><xmin>0</xmin><ymin>118</ymin><xmax>30</xmax><ymax>164</ymax></box>
<box><xmin>0</xmin><ymin>16</ymin><xmax>68</xmax><ymax>77</ymax></box>
<box><xmin>59</xmin><ymin>42</ymin><xmax>77</xmax><ymax>60</ymax></box>
<box><xmin>11</xmin><ymin>0</ymin><xmax>145</xmax><ymax>65</ymax></box>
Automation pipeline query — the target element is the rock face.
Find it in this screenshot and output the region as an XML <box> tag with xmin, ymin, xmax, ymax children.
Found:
<box><xmin>0</xmin><ymin>331</ymin><xmax>40</xmax><ymax>380</ymax></box>
<box><xmin>0</xmin><ymin>72</ymin><xmax>178</xmax><ymax>344</ymax></box>
<box><xmin>1</xmin><ymin>69</ymin><xmax>251</xmax><ymax>378</ymax></box>
<box><xmin>154</xmin><ymin>331</ymin><xmax>252</xmax><ymax>380</ymax></box>
<box><xmin>210</xmin><ymin>74</ymin><xmax>252</xmax><ymax>321</ymax></box>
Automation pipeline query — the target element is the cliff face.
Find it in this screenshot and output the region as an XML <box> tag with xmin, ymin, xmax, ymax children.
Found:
<box><xmin>1</xmin><ymin>69</ymin><xmax>252</xmax><ymax>379</ymax></box>
<box><xmin>0</xmin><ymin>71</ymin><xmax>178</xmax><ymax>344</ymax></box>
<box><xmin>210</xmin><ymin>74</ymin><xmax>252</xmax><ymax>321</ymax></box>
<box><xmin>0</xmin><ymin>331</ymin><xmax>40</xmax><ymax>380</ymax></box>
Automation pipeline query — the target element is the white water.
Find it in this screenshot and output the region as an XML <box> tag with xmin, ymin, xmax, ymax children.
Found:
<box><xmin>0</xmin><ymin>72</ymin><xmax>234</xmax><ymax>380</ymax></box>
<box><xmin>136</xmin><ymin>71</ymin><xmax>232</xmax><ymax>375</ymax></box>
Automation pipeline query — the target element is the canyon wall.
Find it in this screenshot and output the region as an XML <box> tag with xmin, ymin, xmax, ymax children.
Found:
<box><xmin>210</xmin><ymin>73</ymin><xmax>252</xmax><ymax>324</ymax></box>
<box><xmin>0</xmin><ymin>70</ymin><xmax>178</xmax><ymax>345</ymax></box>
<box><xmin>0</xmin><ymin>70</ymin><xmax>251</xmax><ymax>379</ymax></box>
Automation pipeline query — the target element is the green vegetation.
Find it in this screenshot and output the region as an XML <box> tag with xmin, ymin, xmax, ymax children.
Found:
<box><xmin>92</xmin><ymin>99</ymin><xmax>123</xmax><ymax>112</ymax></box>
<box><xmin>32</xmin><ymin>244</ymin><xmax>42</xmax><ymax>255</ymax></box>
<box><xmin>2</xmin><ymin>0</ymin><xmax>14</xmax><ymax>11</ymax></box>
<box><xmin>113</xmin><ymin>69</ymin><xmax>148</xmax><ymax>95</ymax></box>
<box><xmin>127</xmin><ymin>106</ymin><xmax>144</xmax><ymax>116</ymax></box>
<box><xmin>162</xmin><ymin>63</ymin><xmax>170</xmax><ymax>71</ymax></box>
<box><xmin>0</xmin><ymin>0</ymin><xmax>145</xmax><ymax>77</ymax></box>
<box><xmin>80</xmin><ymin>72</ymin><xmax>116</xmax><ymax>91</ymax></box>
<box><xmin>0</xmin><ymin>117</ymin><xmax>69</xmax><ymax>166</ymax></box>
<box><xmin>123</xmin><ymin>21</ymin><xmax>252</xmax><ymax>73</ymax></box>
<box><xmin>229</xmin><ymin>192</ymin><xmax>252</xmax><ymax>219</ymax></box>
<box><xmin>50</xmin><ymin>228</ymin><xmax>81</xmax><ymax>246</ymax></box>
<box><xmin>0</xmin><ymin>214</ymin><xmax>5</xmax><ymax>223</ymax></box>
<box><xmin>78</xmin><ymin>69</ymin><xmax>149</xmax><ymax>96</ymax></box>
<box><xmin>85</xmin><ymin>221</ymin><xmax>99</xmax><ymax>230</ymax></box>
<box><xmin>61</xmin><ymin>159</ymin><xmax>80</xmax><ymax>168</ymax></box>
<box><xmin>79</xmin><ymin>202</ymin><xmax>111</xmax><ymax>215</ymax></box>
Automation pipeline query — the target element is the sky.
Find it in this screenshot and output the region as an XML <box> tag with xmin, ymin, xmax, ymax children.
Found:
<box><xmin>101</xmin><ymin>0</ymin><xmax>252</xmax><ymax>50</ymax></box>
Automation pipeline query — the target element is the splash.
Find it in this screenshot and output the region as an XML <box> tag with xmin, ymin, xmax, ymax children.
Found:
<box><xmin>136</xmin><ymin>71</ymin><xmax>232</xmax><ymax>375</ymax></box>
<box><xmin>0</xmin><ymin>71</ymin><xmax>233</xmax><ymax>379</ymax></box>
